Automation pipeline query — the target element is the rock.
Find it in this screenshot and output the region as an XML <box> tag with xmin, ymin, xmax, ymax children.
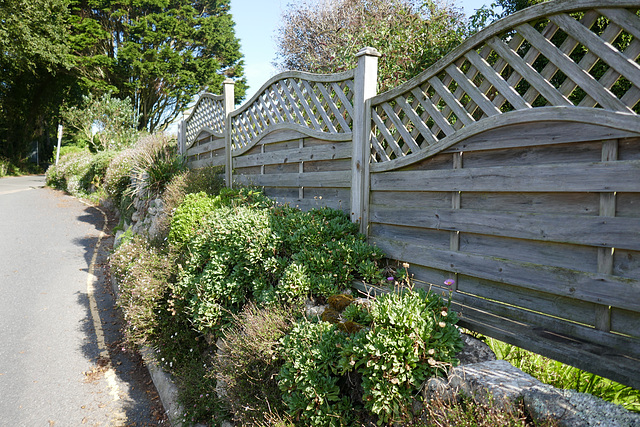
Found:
<box><xmin>524</xmin><ymin>385</ymin><xmax>640</xmax><ymax>427</ymax></box>
<box><xmin>456</xmin><ymin>333</ymin><xmax>496</xmax><ymax>365</ymax></box>
<box><xmin>305</xmin><ymin>300</ymin><xmax>326</xmax><ymax>320</ymax></box>
<box><xmin>131</xmin><ymin>211</ymin><xmax>140</xmax><ymax>222</ymax></box>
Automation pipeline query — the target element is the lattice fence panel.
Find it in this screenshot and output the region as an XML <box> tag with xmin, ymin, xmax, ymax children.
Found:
<box><xmin>231</xmin><ymin>73</ymin><xmax>355</xmax><ymax>151</ymax></box>
<box><xmin>370</xmin><ymin>5</ymin><xmax>640</xmax><ymax>163</ymax></box>
<box><xmin>184</xmin><ymin>94</ymin><xmax>225</xmax><ymax>145</ymax></box>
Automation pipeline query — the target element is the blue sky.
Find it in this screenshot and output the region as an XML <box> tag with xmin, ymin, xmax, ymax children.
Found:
<box><xmin>229</xmin><ymin>0</ymin><xmax>494</xmax><ymax>100</ymax></box>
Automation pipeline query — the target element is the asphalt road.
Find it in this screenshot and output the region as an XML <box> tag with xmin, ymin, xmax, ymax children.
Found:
<box><xmin>0</xmin><ymin>175</ymin><xmax>167</xmax><ymax>426</ymax></box>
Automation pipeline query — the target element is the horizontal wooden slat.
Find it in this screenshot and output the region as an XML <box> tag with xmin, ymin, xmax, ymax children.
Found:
<box><xmin>188</xmin><ymin>156</ymin><xmax>225</xmax><ymax>169</ymax></box>
<box><xmin>234</xmin><ymin>171</ymin><xmax>351</xmax><ymax>188</ymax></box>
<box><xmin>371</xmin><ymin>235</ymin><xmax>640</xmax><ymax>312</ymax></box>
<box><xmin>370</xmin><ymin>205</ymin><xmax>640</xmax><ymax>251</ymax></box>
<box><xmin>370</xmin><ymin>160</ymin><xmax>640</xmax><ymax>193</ymax></box>
<box><xmin>443</xmin><ymin>122</ymin><xmax>640</xmax><ymax>154</ymax></box>
<box><xmin>233</xmin><ymin>144</ymin><xmax>351</xmax><ymax>168</ymax></box>
<box><xmin>186</xmin><ymin>138</ymin><xmax>225</xmax><ymax>156</ymax></box>
<box><xmin>450</xmin><ymin>297</ymin><xmax>640</xmax><ymax>390</ymax></box>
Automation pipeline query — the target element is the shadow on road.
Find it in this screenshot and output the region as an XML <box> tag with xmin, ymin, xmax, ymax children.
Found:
<box><xmin>72</xmin><ymin>203</ymin><xmax>168</xmax><ymax>426</ymax></box>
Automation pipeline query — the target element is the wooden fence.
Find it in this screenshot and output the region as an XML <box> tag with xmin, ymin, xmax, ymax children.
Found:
<box><xmin>178</xmin><ymin>0</ymin><xmax>640</xmax><ymax>389</ymax></box>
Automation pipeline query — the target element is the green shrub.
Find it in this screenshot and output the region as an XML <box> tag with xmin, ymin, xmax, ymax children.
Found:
<box><xmin>46</xmin><ymin>150</ymin><xmax>93</xmax><ymax>194</ymax></box>
<box><xmin>168</xmin><ymin>192</ymin><xmax>219</xmax><ymax>247</ymax></box>
<box><xmin>104</xmin><ymin>148</ymin><xmax>136</xmax><ymax>207</ymax></box>
<box><xmin>162</xmin><ymin>165</ymin><xmax>225</xmax><ymax>214</ymax></box>
<box><xmin>279</xmin><ymin>320</ymin><xmax>354</xmax><ymax>427</ymax></box>
<box><xmin>174</xmin><ymin>204</ymin><xmax>279</xmax><ymax>333</ymax></box>
<box><xmin>339</xmin><ymin>289</ymin><xmax>463</xmax><ymax>424</ymax></box>
<box><xmin>216</xmin><ymin>303</ymin><xmax>295</xmax><ymax>425</ymax></box>
<box><xmin>279</xmin><ymin>287</ymin><xmax>463</xmax><ymax>426</ymax></box>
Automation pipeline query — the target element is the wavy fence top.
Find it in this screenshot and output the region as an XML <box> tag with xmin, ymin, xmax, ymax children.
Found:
<box><xmin>229</xmin><ymin>70</ymin><xmax>356</xmax><ymax>152</ymax></box>
<box><xmin>184</xmin><ymin>92</ymin><xmax>225</xmax><ymax>146</ymax></box>
<box><xmin>369</xmin><ymin>0</ymin><xmax>640</xmax><ymax>164</ymax></box>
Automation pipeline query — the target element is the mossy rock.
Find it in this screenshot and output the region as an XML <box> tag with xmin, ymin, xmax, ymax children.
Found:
<box><xmin>321</xmin><ymin>307</ymin><xmax>342</xmax><ymax>324</ymax></box>
<box><xmin>327</xmin><ymin>294</ymin><xmax>354</xmax><ymax>311</ymax></box>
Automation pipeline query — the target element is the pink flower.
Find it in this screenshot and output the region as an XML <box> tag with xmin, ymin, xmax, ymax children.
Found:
<box><xmin>387</xmin><ymin>277</ymin><xmax>394</xmax><ymax>281</ymax></box>
<box><xmin>444</xmin><ymin>279</ymin><xmax>455</xmax><ymax>287</ymax></box>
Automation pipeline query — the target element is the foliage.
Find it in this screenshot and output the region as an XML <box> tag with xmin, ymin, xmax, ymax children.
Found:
<box><xmin>66</xmin><ymin>0</ymin><xmax>247</xmax><ymax>132</ymax></box>
<box><xmin>487</xmin><ymin>338</ymin><xmax>640</xmax><ymax>413</ymax></box>
<box><xmin>216</xmin><ymin>303</ymin><xmax>296</xmax><ymax>425</ymax></box>
<box><xmin>168</xmin><ymin>192</ymin><xmax>219</xmax><ymax>247</ymax></box>
<box><xmin>45</xmin><ymin>149</ymin><xmax>93</xmax><ymax>193</ymax></box>
<box><xmin>279</xmin><ymin>287</ymin><xmax>463</xmax><ymax>426</ymax></box>
<box><xmin>0</xmin><ymin>157</ymin><xmax>43</xmax><ymax>177</ymax></box>
<box><xmin>418</xmin><ymin>394</ymin><xmax>550</xmax><ymax>427</ymax></box>
<box><xmin>62</xmin><ymin>93</ymin><xmax>139</xmax><ymax>151</ymax></box>
<box><xmin>340</xmin><ymin>289</ymin><xmax>463</xmax><ymax>424</ymax></box>
<box><xmin>174</xmin><ymin>204</ymin><xmax>278</xmax><ymax>333</ymax></box>
<box><xmin>0</xmin><ymin>0</ymin><xmax>71</xmax><ymax>161</ymax></box>
<box><xmin>278</xmin><ymin>321</ymin><xmax>354</xmax><ymax>427</ymax></box>
<box><xmin>128</xmin><ymin>134</ymin><xmax>185</xmax><ymax>198</ymax></box>
<box><xmin>173</xmin><ymin>196</ymin><xmax>384</xmax><ymax>334</ymax></box>
<box><xmin>104</xmin><ymin>148</ymin><xmax>136</xmax><ymax>209</ymax></box>
<box><xmin>162</xmin><ymin>165</ymin><xmax>225</xmax><ymax>216</ymax></box>
<box><xmin>110</xmin><ymin>235</ymin><xmax>175</xmax><ymax>347</ymax></box>
<box><xmin>274</xmin><ymin>0</ymin><xmax>468</xmax><ymax>93</ymax></box>
<box><xmin>468</xmin><ymin>0</ymin><xmax>549</xmax><ymax>33</ymax></box>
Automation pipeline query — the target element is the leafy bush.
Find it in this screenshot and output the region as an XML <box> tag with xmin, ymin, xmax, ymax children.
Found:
<box><xmin>45</xmin><ymin>150</ymin><xmax>93</xmax><ymax>194</ymax></box>
<box><xmin>162</xmin><ymin>165</ymin><xmax>225</xmax><ymax>215</ymax></box>
<box><xmin>279</xmin><ymin>287</ymin><xmax>463</xmax><ymax>426</ymax></box>
<box><xmin>174</xmin><ymin>204</ymin><xmax>279</xmax><ymax>333</ymax></box>
<box><xmin>216</xmin><ymin>303</ymin><xmax>296</xmax><ymax>425</ymax></box>
<box><xmin>172</xmin><ymin>192</ymin><xmax>384</xmax><ymax>334</ymax></box>
<box><xmin>279</xmin><ymin>321</ymin><xmax>354</xmax><ymax>427</ymax></box>
<box><xmin>168</xmin><ymin>192</ymin><xmax>219</xmax><ymax>247</ymax></box>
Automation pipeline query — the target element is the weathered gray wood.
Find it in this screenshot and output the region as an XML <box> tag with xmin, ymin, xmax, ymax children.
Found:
<box><xmin>370</xmin><ymin>108</ymin><xmax>640</xmax><ymax>173</ymax></box>
<box><xmin>610</xmin><ymin>307</ymin><xmax>640</xmax><ymax>338</ymax></box>
<box><xmin>516</xmin><ymin>22</ymin><xmax>632</xmax><ymax>113</ymax></box>
<box><xmin>186</xmin><ymin>138</ymin><xmax>225</xmax><ymax>156</ymax></box>
<box><xmin>351</xmin><ymin>47</ymin><xmax>381</xmax><ymax>230</ymax></box>
<box><xmin>370</xmin><ymin>205</ymin><xmax>640</xmax><ymax>251</ymax></box>
<box><xmin>234</xmin><ymin>170</ymin><xmax>351</xmax><ymax>188</ymax></box>
<box><xmin>550</xmin><ymin>13</ymin><xmax>640</xmax><ymax>90</ymax></box>
<box><xmin>372</xmin><ymin>235</ymin><xmax>640</xmax><ymax>312</ymax></box>
<box><xmin>459</xmin><ymin>231</ymin><xmax>599</xmax><ymax>273</ymax></box>
<box><xmin>460</xmin><ymin>192</ymin><xmax>599</xmax><ymax>216</ymax></box>
<box><xmin>303</xmin><ymin>159</ymin><xmax>351</xmax><ymax>173</ymax></box>
<box><xmin>189</xmin><ymin>156</ymin><xmax>225</xmax><ymax>169</ymax></box>
<box><xmin>233</xmin><ymin>144</ymin><xmax>351</xmax><ymax>168</ymax></box>
<box><xmin>443</xmin><ymin>122</ymin><xmax>638</xmax><ymax>154</ymax></box>
<box><xmin>461</xmin><ymin>140</ymin><xmax>602</xmax><ymax>169</ymax></box>
<box><xmin>428</xmin><ymin>76</ymin><xmax>475</xmax><ymax>126</ymax></box>
<box><xmin>613</xmin><ymin>249</ymin><xmax>640</xmax><ymax>280</ymax></box>
<box><xmin>371</xmin><ymin>160</ymin><xmax>640</xmax><ymax>193</ymax></box>
<box><xmin>446</xmin><ymin>63</ymin><xmax>501</xmax><ymax>117</ymax></box>
<box><xmin>450</xmin><ymin>297</ymin><xmax>640</xmax><ymax>390</ymax></box>
<box><xmin>487</xmin><ymin>36</ymin><xmax>573</xmax><ymax>107</ymax></box>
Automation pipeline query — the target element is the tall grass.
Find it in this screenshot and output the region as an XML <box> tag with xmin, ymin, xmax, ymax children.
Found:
<box><xmin>486</xmin><ymin>338</ymin><xmax>640</xmax><ymax>412</ymax></box>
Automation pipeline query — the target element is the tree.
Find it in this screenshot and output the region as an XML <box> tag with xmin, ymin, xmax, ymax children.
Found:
<box><xmin>468</xmin><ymin>0</ymin><xmax>549</xmax><ymax>33</ymax></box>
<box><xmin>274</xmin><ymin>0</ymin><xmax>468</xmax><ymax>93</ymax></box>
<box><xmin>67</xmin><ymin>0</ymin><xmax>247</xmax><ymax>132</ymax></box>
<box><xmin>62</xmin><ymin>93</ymin><xmax>139</xmax><ymax>151</ymax></box>
<box><xmin>0</xmin><ymin>0</ymin><xmax>72</xmax><ymax>160</ymax></box>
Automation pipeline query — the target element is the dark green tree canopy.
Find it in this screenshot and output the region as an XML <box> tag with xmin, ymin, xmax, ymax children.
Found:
<box><xmin>0</xmin><ymin>0</ymin><xmax>246</xmax><ymax>160</ymax></box>
<box><xmin>67</xmin><ymin>0</ymin><xmax>246</xmax><ymax>131</ymax></box>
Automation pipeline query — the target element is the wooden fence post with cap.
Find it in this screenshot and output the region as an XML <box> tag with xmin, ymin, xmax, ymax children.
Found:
<box><xmin>223</xmin><ymin>78</ymin><xmax>235</xmax><ymax>188</ymax></box>
<box><xmin>351</xmin><ymin>47</ymin><xmax>380</xmax><ymax>235</ymax></box>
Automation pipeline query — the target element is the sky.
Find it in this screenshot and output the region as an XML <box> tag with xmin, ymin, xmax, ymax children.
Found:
<box><xmin>229</xmin><ymin>0</ymin><xmax>493</xmax><ymax>101</ymax></box>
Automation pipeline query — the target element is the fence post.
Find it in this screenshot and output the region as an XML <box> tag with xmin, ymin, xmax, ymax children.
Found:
<box><xmin>223</xmin><ymin>78</ymin><xmax>235</xmax><ymax>188</ymax></box>
<box><xmin>177</xmin><ymin>119</ymin><xmax>186</xmax><ymax>156</ymax></box>
<box><xmin>351</xmin><ymin>47</ymin><xmax>380</xmax><ymax>235</ymax></box>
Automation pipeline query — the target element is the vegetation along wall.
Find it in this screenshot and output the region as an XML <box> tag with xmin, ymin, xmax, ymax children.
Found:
<box><xmin>178</xmin><ymin>0</ymin><xmax>640</xmax><ymax>389</ymax></box>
